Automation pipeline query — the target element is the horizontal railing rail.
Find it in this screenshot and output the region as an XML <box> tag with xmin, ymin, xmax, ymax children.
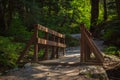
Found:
<box><xmin>18</xmin><ymin>24</ymin><xmax>66</xmax><ymax>62</ymax></box>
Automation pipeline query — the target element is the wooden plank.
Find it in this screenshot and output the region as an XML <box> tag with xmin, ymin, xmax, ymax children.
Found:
<box><xmin>80</xmin><ymin>32</ymin><xmax>85</xmax><ymax>62</ymax></box>
<box><xmin>80</xmin><ymin>23</ymin><xmax>87</xmax><ymax>63</ymax></box>
<box><xmin>37</xmin><ymin>38</ymin><xmax>66</xmax><ymax>47</ymax></box>
<box><xmin>34</xmin><ymin>42</ymin><xmax>38</xmax><ymax>62</ymax></box>
<box><xmin>61</xmin><ymin>38</ymin><xmax>65</xmax><ymax>56</ymax></box>
<box><xmin>50</xmin><ymin>36</ymin><xmax>55</xmax><ymax>59</ymax></box>
<box><xmin>80</xmin><ymin>23</ymin><xmax>104</xmax><ymax>64</ymax></box>
<box><xmin>83</xmin><ymin>31</ymin><xmax>104</xmax><ymax>62</ymax></box>
<box><xmin>80</xmin><ymin>37</ymin><xmax>84</xmax><ymax>62</ymax></box>
<box><xmin>85</xmin><ymin>27</ymin><xmax>92</xmax><ymax>37</ymax></box>
<box><xmin>17</xmin><ymin>33</ymin><xmax>35</xmax><ymax>62</ymax></box>
<box><xmin>56</xmin><ymin>37</ymin><xmax>60</xmax><ymax>58</ymax></box>
<box><xmin>36</xmin><ymin>24</ymin><xmax>65</xmax><ymax>38</ymax></box>
<box><xmin>34</xmin><ymin>25</ymin><xmax>38</xmax><ymax>62</ymax></box>
<box><xmin>63</xmin><ymin>38</ymin><xmax>66</xmax><ymax>55</ymax></box>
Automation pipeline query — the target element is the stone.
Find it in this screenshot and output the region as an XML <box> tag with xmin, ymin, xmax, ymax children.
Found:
<box><xmin>24</xmin><ymin>63</ymin><xmax>31</xmax><ymax>68</ymax></box>
<box><xmin>79</xmin><ymin>65</ymin><xmax>109</xmax><ymax>80</ymax></box>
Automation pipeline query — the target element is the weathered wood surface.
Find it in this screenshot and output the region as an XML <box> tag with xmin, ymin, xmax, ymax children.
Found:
<box><xmin>17</xmin><ymin>34</ymin><xmax>35</xmax><ymax>62</ymax></box>
<box><xmin>36</xmin><ymin>24</ymin><xmax>65</xmax><ymax>38</ymax></box>
<box><xmin>39</xmin><ymin>54</ymin><xmax>80</xmax><ymax>66</ymax></box>
<box><xmin>37</xmin><ymin>38</ymin><xmax>66</xmax><ymax>47</ymax></box>
<box><xmin>18</xmin><ymin>24</ymin><xmax>66</xmax><ymax>62</ymax></box>
<box><xmin>80</xmin><ymin>23</ymin><xmax>104</xmax><ymax>64</ymax></box>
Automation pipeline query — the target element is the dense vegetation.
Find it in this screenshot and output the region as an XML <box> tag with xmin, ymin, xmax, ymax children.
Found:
<box><xmin>0</xmin><ymin>0</ymin><xmax>120</xmax><ymax>72</ymax></box>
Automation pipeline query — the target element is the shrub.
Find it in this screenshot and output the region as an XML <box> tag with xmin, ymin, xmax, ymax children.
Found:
<box><xmin>38</xmin><ymin>50</ymin><xmax>44</xmax><ymax>58</ymax></box>
<box><xmin>65</xmin><ymin>34</ymin><xmax>79</xmax><ymax>47</ymax></box>
<box><xmin>0</xmin><ymin>36</ymin><xmax>24</xmax><ymax>68</ymax></box>
<box><xmin>7</xmin><ymin>18</ymin><xmax>33</xmax><ymax>41</ymax></box>
<box><xmin>104</xmin><ymin>46</ymin><xmax>120</xmax><ymax>56</ymax></box>
<box><xmin>103</xmin><ymin>20</ymin><xmax>120</xmax><ymax>47</ymax></box>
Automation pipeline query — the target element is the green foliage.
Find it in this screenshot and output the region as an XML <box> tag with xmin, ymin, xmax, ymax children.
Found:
<box><xmin>7</xmin><ymin>17</ymin><xmax>33</xmax><ymax>41</ymax></box>
<box><xmin>107</xmin><ymin>1</ymin><xmax>117</xmax><ymax>19</ymax></box>
<box><xmin>98</xmin><ymin>1</ymin><xmax>104</xmax><ymax>23</ymax></box>
<box><xmin>65</xmin><ymin>34</ymin><xmax>79</xmax><ymax>47</ymax></box>
<box><xmin>103</xmin><ymin>20</ymin><xmax>120</xmax><ymax>47</ymax></box>
<box><xmin>0</xmin><ymin>36</ymin><xmax>24</xmax><ymax>68</ymax></box>
<box><xmin>23</xmin><ymin>0</ymin><xmax>91</xmax><ymax>34</ymax></box>
<box><xmin>104</xmin><ymin>46</ymin><xmax>120</xmax><ymax>56</ymax></box>
<box><xmin>38</xmin><ymin>50</ymin><xmax>44</xmax><ymax>58</ymax></box>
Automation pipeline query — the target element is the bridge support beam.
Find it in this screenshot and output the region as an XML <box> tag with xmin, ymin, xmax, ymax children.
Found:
<box><xmin>80</xmin><ymin>23</ymin><xmax>104</xmax><ymax>65</ymax></box>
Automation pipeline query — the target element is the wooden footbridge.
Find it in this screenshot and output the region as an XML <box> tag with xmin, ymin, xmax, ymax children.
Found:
<box><xmin>17</xmin><ymin>23</ymin><xmax>104</xmax><ymax>65</ymax></box>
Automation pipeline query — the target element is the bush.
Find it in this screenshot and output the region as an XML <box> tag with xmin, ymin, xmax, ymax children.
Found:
<box><xmin>7</xmin><ymin>18</ymin><xmax>33</xmax><ymax>41</ymax></box>
<box><xmin>103</xmin><ymin>20</ymin><xmax>120</xmax><ymax>47</ymax></box>
<box><xmin>104</xmin><ymin>46</ymin><xmax>120</xmax><ymax>56</ymax></box>
<box><xmin>38</xmin><ymin>50</ymin><xmax>44</xmax><ymax>58</ymax></box>
<box><xmin>65</xmin><ymin>34</ymin><xmax>80</xmax><ymax>47</ymax></box>
<box><xmin>0</xmin><ymin>36</ymin><xmax>24</xmax><ymax>68</ymax></box>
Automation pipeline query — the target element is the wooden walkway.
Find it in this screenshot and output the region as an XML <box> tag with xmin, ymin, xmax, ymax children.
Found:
<box><xmin>39</xmin><ymin>53</ymin><xmax>80</xmax><ymax>66</ymax></box>
<box><xmin>18</xmin><ymin>23</ymin><xmax>104</xmax><ymax>65</ymax></box>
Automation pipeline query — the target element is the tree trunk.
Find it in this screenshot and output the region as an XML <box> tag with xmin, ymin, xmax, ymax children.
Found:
<box><xmin>90</xmin><ymin>0</ymin><xmax>99</xmax><ymax>37</ymax></box>
<box><xmin>103</xmin><ymin>0</ymin><xmax>107</xmax><ymax>21</ymax></box>
<box><xmin>60</xmin><ymin>16</ymin><xmax>67</xmax><ymax>27</ymax></box>
<box><xmin>7</xmin><ymin>0</ymin><xmax>13</xmax><ymax>30</ymax></box>
<box><xmin>0</xmin><ymin>1</ymin><xmax>6</xmax><ymax>33</ymax></box>
<box><xmin>115</xmin><ymin>0</ymin><xmax>120</xmax><ymax>19</ymax></box>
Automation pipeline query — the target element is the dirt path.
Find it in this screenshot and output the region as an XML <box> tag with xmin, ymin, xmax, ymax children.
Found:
<box><xmin>0</xmin><ymin>65</ymin><xmax>88</xmax><ymax>80</ymax></box>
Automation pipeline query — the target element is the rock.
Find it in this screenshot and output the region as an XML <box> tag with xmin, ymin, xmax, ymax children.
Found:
<box><xmin>24</xmin><ymin>63</ymin><xmax>31</xmax><ymax>68</ymax></box>
<box><xmin>0</xmin><ymin>73</ymin><xmax>2</xmax><ymax>76</ymax></box>
<box><xmin>71</xmin><ymin>34</ymin><xmax>81</xmax><ymax>39</ymax></box>
<box><xmin>8</xmin><ymin>68</ymin><xmax>19</xmax><ymax>73</ymax></box>
<box><xmin>79</xmin><ymin>65</ymin><xmax>109</xmax><ymax>80</ymax></box>
<box><xmin>31</xmin><ymin>63</ymin><xmax>41</xmax><ymax>66</ymax></box>
<box><xmin>13</xmin><ymin>68</ymin><xmax>19</xmax><ymax>71</ymax></box>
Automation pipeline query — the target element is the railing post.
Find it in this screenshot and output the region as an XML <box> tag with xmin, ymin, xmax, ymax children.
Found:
<box><xmin>56</xmin><ymin>37</ymin><xmax>60</xmax><ymax>58</ymax></box>
<box><xmin>85</xmin><ymin>29</ymin><xmax>91</xmax><ymax>61</ymax></box>
<box><xmin>34</xmin><ymin>24</ymin><xmax>39</xmax><ymax>62</ymax></box>
<box><xmin>43</xmin><ymin>32</ymin><xmax>49</xmax><ymax>60</ymax></box>
<box><xmin>50</xmin><ymin>35</ymin><xmax>55</xmax><ymax>59</ymax></box>
<box><xmin>62</xmin><ymin>37</ymin><xmax>65</xmax><ymax>56</ymax></box>
<box><xmin>80</xmin><ymin>24</ymin><xmax>85</xmax><ymax>62</ymax></box>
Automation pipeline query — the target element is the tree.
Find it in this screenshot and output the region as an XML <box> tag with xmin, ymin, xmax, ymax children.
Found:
<box><xmin>115</xmin><ymin>0</ymin><xmax>120</xmax><ymax>19</ymax></box>
<box><xmin>103</xmin><ymin>0</ymin><xmax>107</xmax><ymax>21</ymax></box>
<box><xmin>90</xmin><ymin>0</ymin><xmax>99</xmax><ymax>36</ymax></box>
<box><xmin>0</xmin><ymin>0</ymin><xmax>8</xmax><ymax>32</ymax></box>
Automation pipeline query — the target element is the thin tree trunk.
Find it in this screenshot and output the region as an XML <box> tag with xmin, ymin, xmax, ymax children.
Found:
<box><xmin>7</xmin><ymin>0</ymin><xmax>13</xmax><ymax>30</ymax></box>
<box><xmin>60</xmin><ymin>16</ymin><xmax>67</xmax><ymax>27</ymax></box>
<box><xmin>103</xmin><ymin>0</ymin><xmax>107</xmax><ymax>21</ymax></box>
<box><xmin>0</xmin><ymin>1</ymin><xmax>7</xmax><ymax>33</ymax></box>
<box><xmin>115</xmin><ymin>0</ymin><xmax>120</xmax><ymax>19</ymax></box>
<box><xmin>90</xmin><ymin>0</ymin><xmax>99</xmax><ymax>37</ymax></box>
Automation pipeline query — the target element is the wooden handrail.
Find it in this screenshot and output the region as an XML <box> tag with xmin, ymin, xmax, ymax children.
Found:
<box><xmin>18</xmin><ymin>24</ymin><xmax>66</xmax><ymax>62</ymax></box>
<box><xmin>34</xmin><ymin>24</ymin><xmax>66</xmax><ymax>61</ymax></box>
<box><xmin>36</xmin><ymin>24</ymin><xmax>65</xmax><ymax>38</ymax></box>
<box><xmin>37</xmin><ymin>38</ymin><xmax>66</xmax><ymax>47</ymax></box>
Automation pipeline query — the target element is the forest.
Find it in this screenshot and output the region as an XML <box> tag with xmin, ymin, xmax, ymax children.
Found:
<box><xmin>0</xmin><ymin>0</ymin><xmax>120</xmax><ymax>76</ymax></box>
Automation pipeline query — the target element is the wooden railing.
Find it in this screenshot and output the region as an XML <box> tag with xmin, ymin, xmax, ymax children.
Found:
<box><xmin>18</xmin><ymin>24</ymin><xmax>66</xmax><ymax>62</ymax></box>
<box><xmin>80</xmin><ymin>23</ymin><xmax>104</xmax><ymax>65</ymax></box>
